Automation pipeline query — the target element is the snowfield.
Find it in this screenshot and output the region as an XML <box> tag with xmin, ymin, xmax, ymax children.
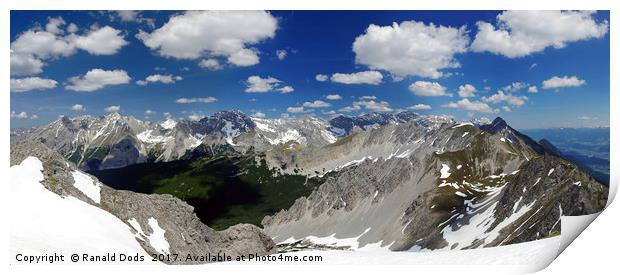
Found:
<box><xmin>224</xmin><ymin>236</ymin><xmax>560</xmax><ymax>269</ymax></box>
<box><xmin>10</xmin><ymin>157</ymin><xmax>155</xmax><ymax>264</ymax></box>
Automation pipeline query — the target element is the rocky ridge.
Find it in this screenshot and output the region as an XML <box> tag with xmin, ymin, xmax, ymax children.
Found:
<box><xmin>10</xmin><ymin>139</ymin><xmax>275</xmax><ymax>264</ymax></box>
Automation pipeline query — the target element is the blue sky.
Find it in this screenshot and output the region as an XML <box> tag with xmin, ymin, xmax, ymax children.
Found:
<box><xmin>10</xmin><ymin>10</ymin><xmax>610</xmax><ymax>129</ymax></box>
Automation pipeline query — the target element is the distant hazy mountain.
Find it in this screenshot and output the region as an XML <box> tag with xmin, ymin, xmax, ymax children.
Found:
<box><xmin>522</xmin><ymin>127</ymin><xmax>610</xmax><ymax>185</ymax></box>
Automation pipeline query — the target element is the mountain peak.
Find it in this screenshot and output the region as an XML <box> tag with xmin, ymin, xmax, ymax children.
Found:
<box><xmin>479</xmin><ymin>117</ymin><xmax>509</xmax><ymax>134</ymax></box>
<box><xmin>105</xmin><ymin>112</ymin><xmax>123</xmax><ymax>120</ymax></box>
<box><xmin>491</xmin><ymin>117</ymin><xmax>507</xmax><ymax>127</ymax></box>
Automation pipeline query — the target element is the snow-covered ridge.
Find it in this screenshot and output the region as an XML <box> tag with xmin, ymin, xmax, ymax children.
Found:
<box><xmin>10</xmin><ymin>157</ymin><xmax>153</xmax><ymax>262</ymax></box>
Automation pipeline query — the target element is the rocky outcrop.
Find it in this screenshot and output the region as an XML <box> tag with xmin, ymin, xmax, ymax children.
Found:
<box><xmin>10</xmin><ymin>139</ymin><xmax>275</xmax><ymax>264</ymax></box>
<box><xmin>261</xmin><ymin>119</ymin><xmax>607</xmax><ymax>251</ymax></box>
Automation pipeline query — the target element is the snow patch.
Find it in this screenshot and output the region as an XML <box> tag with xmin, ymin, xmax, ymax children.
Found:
<box><xmin>127</xmin><ymin>217</ymin><xmax>170</xmax><ymax>255</ymax></box>
<box><xmin>279</xmin><ymin>228</ymin><xmax>385</xmax><ymax>251</ymax></box>
<box><xmin>71</xmin><ymin>170</ymin><xmax>101</xmax><ymax>204</ymax></box>
<box><xmin>159</xmin><ymin>119</ymin><xmax>177</xmax><ymax>130</ymax></box>
<box><xmin>451</xmin><ymin>123</ymin><xmax>473</xmax><ymax>128</ymax></box>
<box><xmin>222</xmin><ymin>120</ymin><xmax>241</xmax><ymax>145</ymax></box>
<box><xmin>137</xmin><ymin>130</ymin><xmax>173</xmax><ymax>144</ymax></box>
<box><xmin>147</xmin><ymin>218</ymin><xmax>170</xmax><ymax>255</ymax></box>
<box><xmin>440</xmin><ymin>164</ymin><xmax>451</xmax><ymax>179</ymax></box>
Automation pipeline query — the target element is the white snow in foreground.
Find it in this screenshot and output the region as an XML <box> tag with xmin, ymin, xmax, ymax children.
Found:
<box><xmin>147</xmin><ymin>218</ymin><xmax>170</xmax><ymax>255</ymax></box>
<box><xmin>548</xmin><ymin>168</ymin><xmax>555</xmax><ymax>176</ymax></box>
<box><xmin>71</xmin><ymin>170</ymin><xmax>102</xmax><ymax>204</ymax></box>
<box><xmin>10</xmin><ymin>157</ymin><xmax>154</xmax><ymax>264</ymax></box>
<box><xmin>225</xmin><ymin>236</ymin><xmax>560</xmax><ymax>267</ymax></box>
<box><xmin>462</xmin><ymin>132</ymin><xmax>469</xmax><ymax>137</ymax></box>
<box><xmin>440</xmin><ymin>164</ymin><xmax>451</xmax><ymax>179</ymax></box>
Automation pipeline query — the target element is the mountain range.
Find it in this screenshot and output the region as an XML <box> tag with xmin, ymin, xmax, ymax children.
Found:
<box><xmin>10</xmin><ymin>110</ymin><xmax>608</xmax><ymax>262</ymax></box>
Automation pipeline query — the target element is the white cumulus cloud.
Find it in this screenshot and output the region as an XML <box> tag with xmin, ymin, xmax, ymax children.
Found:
<box><xmin>443</xmin><ymin>99</ymin><xmax>494</xmax><ymax>113</ymax></box>
<box><xmin>66</xmin><ymin>69</ymin><xmax>131</xmax><ymax>92</ymax></box>
<box><xmin>472</xmin><ymin>11</ymin><xmax>608</xmax><ymax>58</ymax></box>
<box><xmin>542</xmin><ymin>76</ymin><xmax>586</xmax><ymax>89</ymax></box>
<box><xmin>483</xmin><ymin>90</ymin><xmax>528</xmax><ymax>107</ymax></box>
<box><xmin>245</xmin><ymin>76</ymin><xmax>294</xmax><ymax>93</ymax></box>
<box><xmin>10</xmin><ymin>18</ymin><xmax>127</xmax><ymax>76</ymax></box>
<box><xmin>408</xmin><ymin>104</ymin><xmax>432</xmax><ymax>110</ymax></box>
<box><xmin>104</xmin><ymin>105</ymin><xmax>121</xmax><ymax>113</ymax></box>
<box><xmin>175</xmin><ymin>97</ymin><xmax>218</xmax><ymax>104</ymax></box>
<box><xmin>276</xmin><ymin>49</ymin><xmax>287</xmax><ymax>60</ymax></box>
<box><xmin>409</xmin><ymin>81</ymin><xmax>448</xmax><ymax>96</ymax></box>
<box><xmin>315</xmin><ymin>74</ymin><xmax>328</xmax><ymax>82</ymax></box>
<box><xmin>45</xmin><ymin>17</ymin><xmax>66</xmax><ymax>34</ymax></box>
<box><xmin>137</xmin><ymin>11</ymin><xmax>277</xmax><ymax>67</ymax></box>
<box><xmin>330</xmin><ymin>71</ymin><xmax>383</xmax><ymax>85</ymax></box>
<box><xmin>68</xmin><ymin>26</ymin><xmax>128</xmax><ymax>55</ymax></box>
<box><xmin>136</xmin><ymin>74</ymin><xmax>183</xmax><ymax>85</ymax></box>
<box><xmin>325</xmin><ymin>94</ymin><xmax>342</xmax><ymax>100</ymax></box>
<box><xmin>199</xmin><ymin>58</ymin><xmax>223</xmax><ymax>71</ymax></box>
<box><xmin>303</xmin><ymin>100</ymin><xmax>331</xmax><ymax>108</ymax></box>
<box><xmin>353</xmin><ymin>20</ymin><xmax>469</xmax><ymax>79</ymax></box>
<box><xmin>276</xmin><ymin>86</ymin><xmax>294</xmax><ymax>94</ymax></box>
<box><xmin>458</xmin><ymin>84</ymin><xmax>477</xmax><ymax>98</ymax></box>
<box><xmin>10</xmin><ymin>77</ymin><xmax>58</xmax><ymax>92</ymax></box>
<box><xmin>71</xmin><ymin>104</ymin><xmax>86</xmax><ymax>111</ymax></box>
<box><xmin>11</xmin><ymin>111</ymin><xmax>32</xmax><ymax>119</ymax></box>
<box><xmin>10</xmin><ymin>53</ymin><xmax>45</xmax><ymax>76</ymax></box>
<box><xmin>502</xmin><ymin>82</ymin><xmax>528</xmax><ymax>93</ymax></box>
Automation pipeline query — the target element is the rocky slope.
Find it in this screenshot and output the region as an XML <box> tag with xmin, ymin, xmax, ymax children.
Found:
<box><xmin>10</xmin><ymin>139</ymin><xmax>275</xmax><ymax>264</ymax></box>
<box><xmin>261</xmin><ymin>118</ymin><xmax>607</xmax><ymax>251</ymax></box>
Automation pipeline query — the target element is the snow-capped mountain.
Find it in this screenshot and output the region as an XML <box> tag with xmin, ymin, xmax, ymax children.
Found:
<box><xmin>327</xmin><ymin>111</ymin><xmax>451</xmax><ymax>137</ymax></box>
<box><xmin>22</xmin><ymin>110</ymin><xmax>449</xmax><ymax>170</ymax></box>
<box><xmin>24</xmin><ymin>110</ymin><xmax>260</xmax><ymax>170</ymax></box>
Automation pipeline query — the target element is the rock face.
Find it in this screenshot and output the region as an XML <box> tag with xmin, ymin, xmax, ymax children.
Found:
<box><xmin>261</xmin><ymin>119</ymin><xmax>607</xmax><ymax>251</ymax></box>
<box><xmin>10</xmin><ymin>139</ymin><xmax>275</xmax><ymax>264</ymax></box>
